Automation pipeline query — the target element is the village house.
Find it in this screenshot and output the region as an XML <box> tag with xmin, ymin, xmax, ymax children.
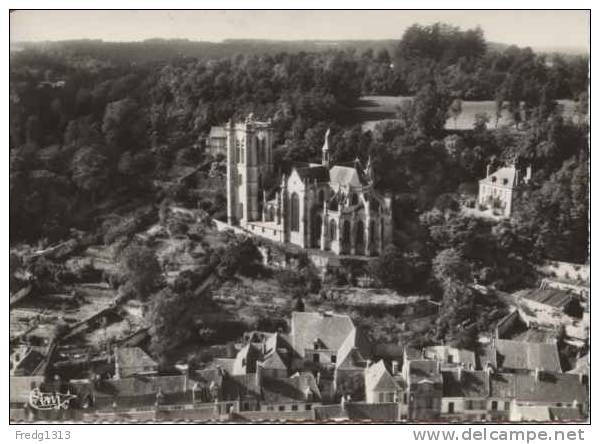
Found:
<box><xmin>440</xmin><ymin>368</ymin><xmax>490</xmax><ymax>421</ymax></box>
<box><xmin>422</xmin><ymin>345</ymin><xmax>477</xmax><ymax>370</ymax></box>
<box><xmin>224</xmin><ymin>115</ymin><xmax>393</xmax><ymax>256</ymax></box>
<box><xmin>478</xmin><ymin>164</ymin><xmax>531</xmax><ymax>217</ymax></box>
<box><xmin>402</xmin><ymin>348</ymin><xmax>444</xmax><ymax>420</ymax></box>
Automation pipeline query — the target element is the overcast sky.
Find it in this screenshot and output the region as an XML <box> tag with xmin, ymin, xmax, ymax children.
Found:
<box><xmin>10</xmin><ymin>10</ymin><xmax>590</xmax><ymax>51</ymax></box>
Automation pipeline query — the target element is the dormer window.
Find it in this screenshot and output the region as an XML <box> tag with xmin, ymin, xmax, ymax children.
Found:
<box><xmin>491</xmin><ymin>176</ymin><xmax>497</xmax><ymax>183</ymax></box>
<box><xmin>503</xmin><ymin>178</ymin><xmax>508</xmax><ymax>185</ymax></box>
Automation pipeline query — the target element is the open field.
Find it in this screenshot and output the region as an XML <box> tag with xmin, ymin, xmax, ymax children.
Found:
<box><xmin>355</xmin><ymin>95</ymin><xmax>584</xmax><ymax>132</ymax></box>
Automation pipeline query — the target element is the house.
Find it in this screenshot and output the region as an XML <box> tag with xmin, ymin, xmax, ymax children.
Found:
<box><xmin>423</xmin><ymin>345</ymin><xmax>476</xmax><ymax>370</ymax></box>
<box><xmin>478</xmin><ymin>164</ymin><xmax>531</xmax><ymax>217</ymax></box>
<box><xmin>493</xmin><ymin>339</ymin><xmax>562</xmax><ymax>373</ymax></box>
<box><xmin>402</xmin><ymin>355</ymin><xmax>443</xmax><ymax>420</ymax></box>
<box><xmin>490</xmin><ymin>371</ymin><xmax>588</xmax><ymax>421</ymax></box>
<box><xmin>364</xmin><ymin>359</ymin><xmax>404</xmax><ymax>404</ymax></box>
<box><xmin>259</xmin><ymin>372</ymin><xmax>322</xmax><ymax>414</ymax></box>
<box><xmin>288</xmin><ymin>311</ymin><xmax>372</xmax><ymax>400</ymax></box>
<box><xmin>224</xmin><ymin>116</ymin><xmax>393</xmax><ymax>256</ymax></box>
<box><xmin>114</xmin><ymin>347</ymin><xmax>158</xmax><ymax>379</ymax></box>
<box><xmin>441</xmin><ymin>369</ymin><xmax>489</xmax><ymax>421</ymax></box>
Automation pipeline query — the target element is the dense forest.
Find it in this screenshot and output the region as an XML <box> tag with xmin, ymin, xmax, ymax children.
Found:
<box><xmin>10</xmin><ymin>23</ymin><xmax>589</xmax><ymax>316</ymax></box>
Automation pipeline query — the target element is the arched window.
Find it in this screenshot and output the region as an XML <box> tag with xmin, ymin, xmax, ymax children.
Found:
<box><xmin>356</xmin><ymin>220</ymin><xmax>364</xmax><ymax>249</ymax></box>
<box><xmin>290</xmin><ymin>193</ymin><xmax>300</xmax><ymax>232</ymax></box>
<box><xmin>343</xmin><ymin>220</ymin><xmax>351</xmax><ymax>244</ymax></box>
<box><xmin>369</xmin><ymin>220</ymin><xmax>375</xmax><ymax>244</ymax></box>
<box><xmin>329</xmin><ymin>220</ymin><xmax>337</xmax><ymax>240</ymax></box>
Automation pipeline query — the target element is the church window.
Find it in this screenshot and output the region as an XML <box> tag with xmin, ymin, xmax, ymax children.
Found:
<box><xmin>290</xmin><ymin>193</ymin><xmax>300</xmax><ymax>232</ymax></box>
<box><xmin>343</xmin><ymin>220</ymin><xmax>351</xmax><ymax>244</ymax></box>
<box><xmin>369</xmin><ymin>220</ymin><xmax>375</xmax><ymax>243</ymax></box>
<box><xmin>329</xmin><ymin>220</ymin><xmax>337</xmax><ymax>240</ymax></box>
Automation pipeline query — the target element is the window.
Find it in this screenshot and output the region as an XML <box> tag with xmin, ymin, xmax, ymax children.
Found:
<box><xmin>448</xmin><ymin>402</ymin><xmax>455</xmax><ymax>414</ymax></box>
<box><xmin>238</xmin><ymin>174</ymin><xmax>242</xmax><ymax>186</ymax></box>
<box><xmin>290</xmin><ymin>193</ymin><xmax>300</xmax><ymax>232</ymax></box>
<box><xmin>387</xmin><ymin>392</ymin><xmax>395</xmax><ymax>403</ymax></box>
<box><xmin>238</xmin><ymin>203</ymin><xmax>243</xmax><ymax>218</ymax></box>
<box><xmin>329</xmin><ymin>220</ymin><xmax>337</xmax><ymax>241</ymax></box>
<box><xmin>267</xmin><ymin>406</ymin><xmax>274</xmax><ymax>411</ymax></box>
<box><xmin>242</xmin><ymin>358</ymin><xmax>246</xmax><ymax>367</ymax></box>
<box><xmin>313</xmin><ymin>354</ymin><xmax>320</xmax><ymax>364</ymax></box>
<box><xmin>278</xmin><ymin>405</ymin><xmax>285</xmax><ymax>411</ymax></box>
<box><xmin>291</xmin><ymin>405</ymin><xmax>298</xmax><ymax>411</ymax></box>
<box><xmin>241</xmin><ymin>148</ymin><xmax>245</xmax><ymax>164</ymax></box>
<box><xmin>447</xmin><ymin>355</ymin><xmax>454</xmax><ymax>364</ymax></box>
<box><xmin>236</xmin><ymin>143</ymin><xmax>240</xmax><ymax>163</ymax></box>
<box><xmin>491</xmin><ymin>401</ymin><xmax>498</xmax><ymax>411</ymax></box>
<box><xmin>305</xmin><ymin>404</ymin><xmax>312</xmax><ymax>411</ymax></box>
<box><xmin>319</xmin><ymin>190</ymin><xmax>325</xmax><ymax>204</ymax></box>
<box><xmin>350</xmin><ymin>193</ymin><xmax>358</xmax><ymax>205</ymax></box>
<box><xmin>379</xmin><ymin>393</ymin><xmax>385</xmax><ymax>403</ymax></box>
<box><xmin>504</xmin><ymin>401</ymin><xmax>510</xmax><ymax>410</ymax></box>
<box><xmin>426</xmin><ymin>398</ymin><xmax>433</xmax><ymax>409</ymax></box>
<box><xmin>331</xmin><ymin>355</ymin><xmax>337</xmax><ymax>364</ymax></box>
<box><xmin>466</xmin><ymin>400</ymin><xmax>474</xmax><ymax>410</ymax></box>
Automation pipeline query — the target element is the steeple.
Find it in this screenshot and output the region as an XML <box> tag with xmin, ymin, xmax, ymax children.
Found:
<box><xmin>322</xmin><ymin>128</ymin><xmax>330</xmax><ymax>168</ymax></box>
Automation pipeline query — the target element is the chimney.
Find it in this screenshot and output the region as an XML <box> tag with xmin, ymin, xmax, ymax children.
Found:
<box><xmin>486</xmin><ymin>164</ymin><xmax>491</xmax><ymax>177</ymax></box>
<box><xmin>391</xmin><ymin>360</ymin><xmax>399</xmax><ymax>376</ymax></box>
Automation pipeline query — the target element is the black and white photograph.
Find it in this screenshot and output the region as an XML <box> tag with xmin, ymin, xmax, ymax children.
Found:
<box><xmin>8</xmin><ymin>8</ymin><xmax>590</xmax><ymax>426</ymax></box>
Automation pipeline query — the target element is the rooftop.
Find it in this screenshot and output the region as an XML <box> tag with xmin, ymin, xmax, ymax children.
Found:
<box><xmin>495</xmin><ymin>339</ymin><xmax>562</xmax><ymax>373</ymax></box>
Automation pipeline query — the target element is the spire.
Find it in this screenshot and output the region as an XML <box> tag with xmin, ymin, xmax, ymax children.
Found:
<box><xmin>322</xmin><ymin>128</ymin><xmax>330</xmax><ymax>167</ymax></box>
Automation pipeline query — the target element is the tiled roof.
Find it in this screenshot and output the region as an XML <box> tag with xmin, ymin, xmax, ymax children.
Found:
<box><xmin>407</xmin><ymin>359</ymin><xmax>441</xmax><ymax>384</ymax></box>
<box><xmin>495</xmin><ymin>339</ymin><xmax>562</xmax><ymax>372</ymax></box>
<box><xmin>115</xmin><ymin>347</ymin><xmax>157</xmax><ymax>373</ymax></box>
<box><xmin>442</xmin><ymin>370</ymin><xmax>488</xmax><ymax>398</ymax></box>
<box><xmin>479</xmin><ymin>166</ymin><xmax>518</xmax><ymax>188</ymax></box>
<box><xmin>261</xmin><ymin>373</ymin><xmax>321</xmax><ymax>404</ymax></box>
<box><xmin>365</xmin><ymin>360</ymin><xmax>400</xmax><ymax>393</ymax></box>
<box><xmin>516</xmin><ymin>288</ymin><xmax>573</xmax><ymax>309</ymax></box>
<box><xmin>294</xmin><ymin>165</ymin><xmax>330</xmax><ymax>183</ymax></box>
<box><xmin>262</xmin><ymin>351</ymin><xmax>288</xmax><ymax>370</ymax></box>
<box><xmin>489</xmin><ymin>372</ymin><xmax>587</xmax><ymax>404</ymax></box>
<box><xmin>290</xmin><ymin>311</ymin><xmax>355</xmax><ymax>355</ymax></box>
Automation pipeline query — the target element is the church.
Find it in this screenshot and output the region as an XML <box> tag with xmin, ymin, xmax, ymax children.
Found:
<box><xmin>224</xmin><ymin>114</ymin><xmax>393</xmax><ymax>256</ymax></box>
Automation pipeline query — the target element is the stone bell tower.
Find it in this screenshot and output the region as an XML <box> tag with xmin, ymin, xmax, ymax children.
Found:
<box><xmin>226</xmin><ymin>114</ymin><xmax>274</xmax><ymax>226</ymax></box>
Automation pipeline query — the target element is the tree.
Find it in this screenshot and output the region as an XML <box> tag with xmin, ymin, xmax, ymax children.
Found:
<box><xmin>368</xmin><ymin>245</ymin><xmax>427</xmax><ymax>291</ymax></box>
<box><xmin>71</xmin><ymin>146</ymin><xmax>109</xmax><ymax>201</ymax></box>
<box><xmin>119</xmin><ymin>245</ymin><xmax>163</xmax><ymax>300</ymax></box>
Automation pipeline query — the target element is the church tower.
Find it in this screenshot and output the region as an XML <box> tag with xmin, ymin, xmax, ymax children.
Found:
<box><xmin>226</xmin><ymin>114</ymin><xmax>274</xmax><ymax>226</ymax></box>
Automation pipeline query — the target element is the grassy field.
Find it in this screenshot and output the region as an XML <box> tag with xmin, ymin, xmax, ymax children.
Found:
<box><xmin>355</xmin><ymin>95</ymin><xmax>583</xmax><ymax>132</ymax></box>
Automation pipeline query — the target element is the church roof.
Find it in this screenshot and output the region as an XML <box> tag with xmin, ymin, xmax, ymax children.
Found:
<box><xmin>329</xmin><ymin>165</ymin><xmax>363</xmax><ymax>187</ymax></box>
<box><xmin>294</xmin><ymin>165</ymin><xmax>330</xmax><ymax>182</ymax></box>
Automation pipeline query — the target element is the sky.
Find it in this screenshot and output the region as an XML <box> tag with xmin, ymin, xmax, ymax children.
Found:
<box><xmin>10</xmin><ymin>10</ymin><xmax>590</xmax><ymax>51</ymax></box>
